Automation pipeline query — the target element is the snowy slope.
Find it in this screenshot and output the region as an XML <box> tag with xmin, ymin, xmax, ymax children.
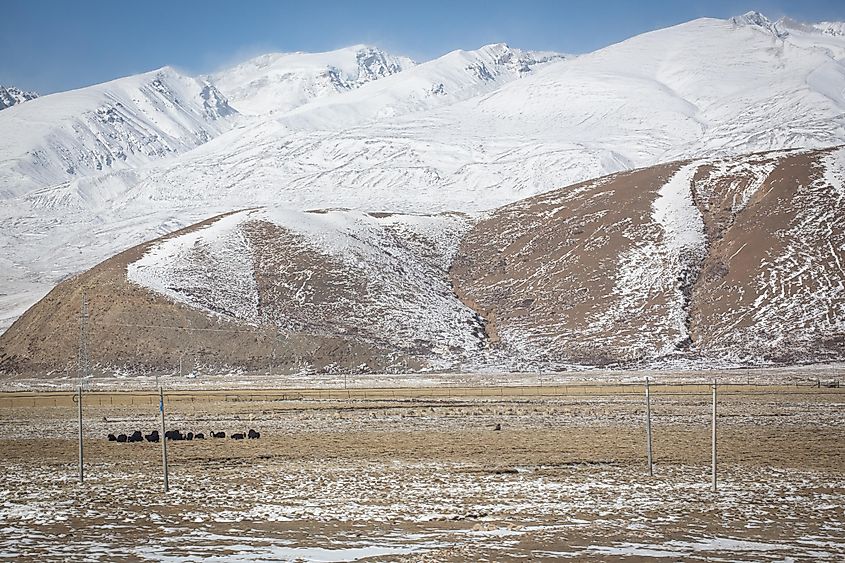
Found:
<box><xmin>0</xmin><ymin>67</ymin><xmax>237</xmax><ymax>197</ymax></box>
<box><xmin>0</xmin><ymin>86</ymin><xmax>38</xmax><ymax>110</ymax></box>
<box><xmin>3</xmin><ymin>12</ymin><xmax>845</xmax><ymax>337</ymax></box>
<box><xmin>107</xmin><ymin>13</ymin><xmax>845</xmax><ymax>215</ymax></box>
<box><xmin>207</xmin><ymin>45</ymin><xmax>415</xmax><ymax>115</ymax></box>
<box><xmin>124</xmin><ymin>208</ymin><xmax>484</xmax><ymax>370</ymax></box>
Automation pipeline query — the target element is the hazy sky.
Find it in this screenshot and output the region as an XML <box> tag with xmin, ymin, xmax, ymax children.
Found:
<box><xmin>3</xmin><ymin>0</ymin><xmax>845</xmax><ymax>94</ymax></box>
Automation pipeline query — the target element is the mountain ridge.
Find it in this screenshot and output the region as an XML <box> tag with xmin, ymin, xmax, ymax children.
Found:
<box><xmin>1</xmin><ymin>11</ymin><xmax>844</xmax><ymax>341</ymax></box>
<box><xmin>2</xmin><ymin>146</ymin><xmax>842</xmax><ymax>376</ymax></box>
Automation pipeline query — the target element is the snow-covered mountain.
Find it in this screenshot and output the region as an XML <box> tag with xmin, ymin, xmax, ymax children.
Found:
<box><xmin>0</xmin><ymin>67</ymin><xmax>237</xmax><ymax>197</ymax></box>
<box><xmin>2</xmin><ymin>11</ymin><xmax>845</xmax><ymax>346</ymax></box>
<box><xmin>69</xmin><ymin>12</ymin><xmax>845</xmax><ymax>215</ymax></box>
<box><xmin>0</xmin><ymin>86</ymin><xmax>38</xmax><ymax>110</ymax></box>
<box><xmin>207</xmin><ymin>45</ymin><xmax>415</xmax><ymax>115</ymax></box>
<box><xmin>273</xmin><ymin>43</ymin><xmax>566</xmax><ymax>130</ymax></box>
<box><xmin>732</xmin><ymin>10</ymin><xmax>845</xmax><ymax>39</ymax></box>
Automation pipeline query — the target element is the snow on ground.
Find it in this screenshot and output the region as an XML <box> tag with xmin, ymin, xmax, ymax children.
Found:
<box><xmin>1</xmin><ymin>461</ymin><xmax>842</xmax><ymax>561</ymax></box>
<box><xmin>1</xmin><ymin>373</ymin><xmax>841</xmax><ymax>560</ymax></box>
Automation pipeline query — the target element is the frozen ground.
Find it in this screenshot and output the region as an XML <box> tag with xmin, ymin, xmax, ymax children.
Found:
<box><xmin>1</xmin><ymin>462</ymin><xmax>842</xmax><ymax>561</ymax></box>
<box><xmin>0</xmin><ymin>383</ymin><xmax>843</xmax><ymax>561</ymax></box>
<box><xmin>4</xmin><ymin>363</ymin><xmax>844</xmax><ymax>391</ymax></box>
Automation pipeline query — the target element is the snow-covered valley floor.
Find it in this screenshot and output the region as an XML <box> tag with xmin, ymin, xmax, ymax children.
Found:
<box><xmin>0</xmin><ymin>385</ymin><xmax>842</xmax><ymax>561</ymax></box>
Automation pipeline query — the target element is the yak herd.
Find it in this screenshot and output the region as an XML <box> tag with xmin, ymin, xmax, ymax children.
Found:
<box><xmin>107</xmin><ymin>429</ymin><xmax>260</xmax><ymax>443</ymax></box>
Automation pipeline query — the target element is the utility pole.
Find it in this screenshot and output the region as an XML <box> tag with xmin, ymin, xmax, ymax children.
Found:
<box><xmin>160</xmin><ymin>387</ymin><xmax>169</xmax><ymax>493</ymax></box>
<box><xmin>711</xmin><ymin>380</ymin><xmax>718</xmax><ymax>493</ymax></box>
<box><xmin>269</xmin><ymin>327</ymin><xmax>276</xmax><ymax>377</ymax></box>
<box><xmin>76</xmin><ymin>290</ymin><xmax>89</xmax><ymax>484</ymax></box>
<box><xmin>645</xmin><ymin>377</ymin><xmax>654</xmax><ymax>477</ymax></box>
<box><xmin>77</xmin><ymin>386</ymin><xmax>84</xmax><ymax>483</ymax></box>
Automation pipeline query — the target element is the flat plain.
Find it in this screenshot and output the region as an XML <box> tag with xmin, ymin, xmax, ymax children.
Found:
<box><xmin>1</xmin><ymin>374</ymin><xmax>843</xmax><ymax>561</ymax></box>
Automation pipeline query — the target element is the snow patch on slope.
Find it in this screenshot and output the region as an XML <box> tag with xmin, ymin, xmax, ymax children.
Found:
<box><xmin>615</xmin><ymin>164</ymin><xmax>705</xmax><ymax>352</ymax></box>
<box><xmin>127</xmin><ymin>211</ymin><xmax>260</xmax><ymax>322</ymax></box>
<box><xmin>824</xmin><ymin>146</ymin><xmax>845</xmax><ymax>200</ymax></box>
<box><xmin>653</xmin><ymin>164</ymin><xmax>707</xmax><ymax>253</ymax></box>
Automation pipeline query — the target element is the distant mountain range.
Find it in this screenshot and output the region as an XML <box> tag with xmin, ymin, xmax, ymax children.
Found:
<box><xmin>0</xmin><ymin>85</ymin><xmax>38</xmax><ymax>110</ymax></box>
<box><xmin>1</xmin><ymin>11</ymin><xmax>844</xmax><ymax>375</ymax></box>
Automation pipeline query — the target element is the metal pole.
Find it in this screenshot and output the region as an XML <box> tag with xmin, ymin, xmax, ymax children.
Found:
<box><xmin>645</xmin><ymin>377</ymin><xmax>653</xmax><ymax>477</ymax></box>
<box><xmin>77</xmin><ymin>385</ymin><xmax>84</xmax><ymax>483</ymax></box>
<box><xmin>160</xmin><ymin>387</ymin><xmax>169</xmax><ymax>493</ymax></box>
<box><xmin>711</xmin><ymin>379</ymin><xmax>717</xmax><ymax>493</ymax></box>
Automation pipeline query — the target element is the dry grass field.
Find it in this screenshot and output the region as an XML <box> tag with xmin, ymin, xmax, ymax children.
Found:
<box><xmin>0</xmin><ymin>378</ymin><xmax>844</xmax><ymax>561</ymax></box>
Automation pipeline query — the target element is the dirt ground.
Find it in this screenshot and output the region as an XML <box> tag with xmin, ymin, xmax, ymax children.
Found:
<box><xmin>0</xmin><ymin>382</ymin><xmax>843</xmax><ymax>561</ymax></box>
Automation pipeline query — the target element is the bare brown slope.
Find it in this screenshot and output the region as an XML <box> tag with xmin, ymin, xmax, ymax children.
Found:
<box><xmin>451</xmin><ymin>163</ymin><xmax>685</xmax><ymax>365</ymax></box>
<box><xmin>0</xmin><ymin>212</ymin><xmax>405</xmax><ymax>378</ymax></box>
<box><xmin>451</xmin><ymin>147</ymin><xmax>845</xmax><ymax>366</ymax></box>
<box><xmin>3</xmin><ymin>148</ymin><xmax>843</xmax><ymax>377</ymax></box>
<box><xmin>690</xmin><ymin>148</ymin><xmax>845</xmax><ymax>361</ymax></box>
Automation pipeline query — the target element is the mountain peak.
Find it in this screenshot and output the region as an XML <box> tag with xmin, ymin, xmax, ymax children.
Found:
<box><xmin>208</xmin><ymin>45</ymin><xmax>414</xmax><ymax>115</ymax></box>
<box><xmin>729</xmin><ymin>11</ymin><xmax>788</xmax><ymax>38</ymax></box>
<box><xmin>729</xmin><ymin>11</ymin><xmax>845</xmax><ymax>39</ymax></box>
<box><xmin>731</xmin><ymin>11</ymin><xmax>774</xmax><ymax>28</ymax></box>
<box><xmin>0</xmin><ymin>85</ymin><xmax>38</xmax><ymax>111</ymax></box>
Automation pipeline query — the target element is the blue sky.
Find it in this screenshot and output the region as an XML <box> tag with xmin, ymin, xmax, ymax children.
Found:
<box><xmin>2</xmin><ymin>0</ymin><xmax>844</xmax><ymax>94</ymax></box>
